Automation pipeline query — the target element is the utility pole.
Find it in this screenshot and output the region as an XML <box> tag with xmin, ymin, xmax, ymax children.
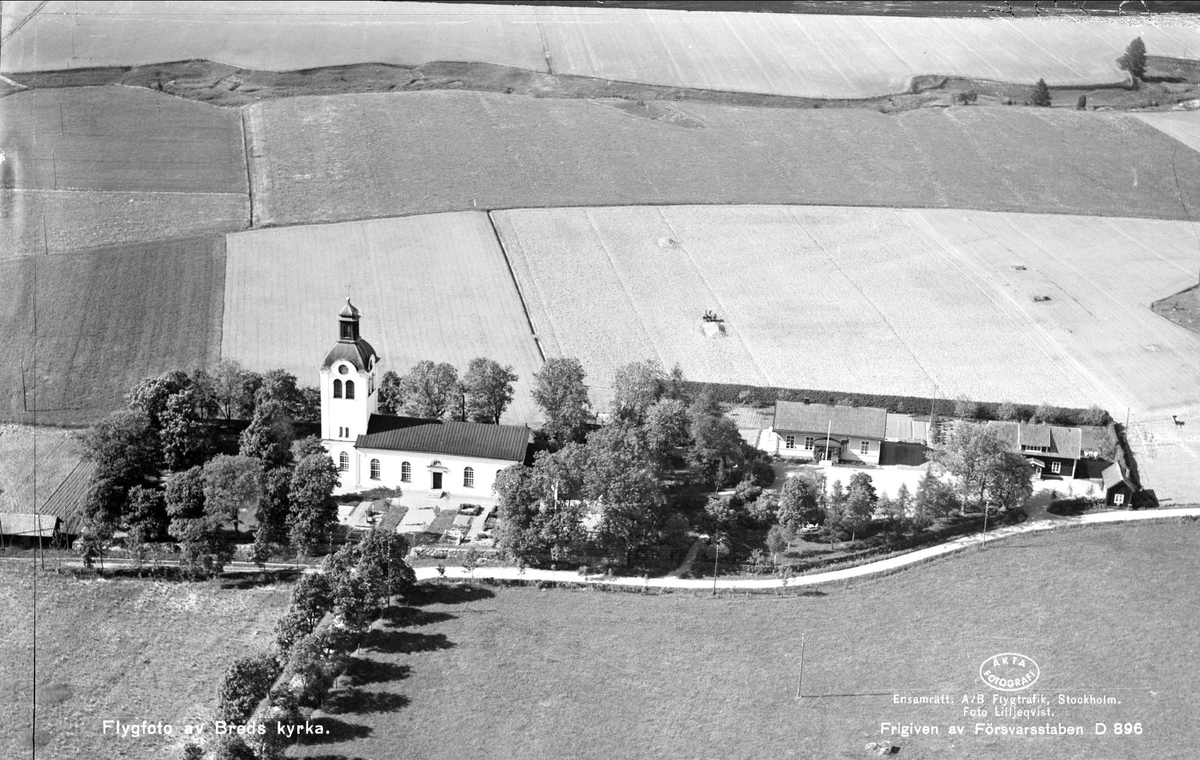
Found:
<box><xmin>795</xmin><ymin>636</ymin><xmax>806</xmax><ymax>700</ymax></box>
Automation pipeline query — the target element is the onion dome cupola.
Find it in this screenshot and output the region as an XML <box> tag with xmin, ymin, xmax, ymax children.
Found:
<box><xmin>322</xmin><ymin>298</ymin><xmax>379</xmax><ymax>371</ymax></box>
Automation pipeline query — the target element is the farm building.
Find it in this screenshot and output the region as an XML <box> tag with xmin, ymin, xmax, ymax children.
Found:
<box><xmin>763</xmin><ymin>401</ymin><xmax>888</xmax><ymax>465</ymax></box>
<box><xmin>0</xmin><ymin>513</ymin><xmax>60</xmax><ymax>546</ymax></box>
<box><xmin>986</xmin><ymin>421</ymin><xmax>1083</xmax><ymax>480</ymax></box>
<box><xmin>1102</xmin><ymin>462</ymin><xmax>1136</xmax><ymax>507</ymax></box>
<box><xmin>320</xmin><ymin>300</ymin><xmax>530</xmax><ymax>501</ymax></box>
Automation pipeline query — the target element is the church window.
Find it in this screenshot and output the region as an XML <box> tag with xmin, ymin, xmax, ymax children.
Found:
<box><xmin>464</xmin><ymin>467</ymin><xmax>474</xmax><ymax>488</ymax></box>
<box><xmin>401</xmin><ymin>461</ymin><xmax>411</xmax><ymax>482</ymax></box>
<box><xmin>370</xmin><ymin>459</ymin><xmax>381</xmax><ymax>480</ymax></box>
<box><xmin>333</xmin><ymin>379</ymin><xmax>342</xmax><ymax>398</ymax></box>
<box><xmin>346</xmin><ymin>380</ymin><xmax>355</xmax><ymax>399</ymax></box>
<box><xmin>338</xmin><ymin>452</ymin><xmax>349</xmax><ymax>472</ymax></box>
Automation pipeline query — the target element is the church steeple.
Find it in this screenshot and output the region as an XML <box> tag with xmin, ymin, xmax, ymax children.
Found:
<box><xmin>338</xmin><ymin>298</ymin><xmax>361</xmax><ymax>342</ymax></box>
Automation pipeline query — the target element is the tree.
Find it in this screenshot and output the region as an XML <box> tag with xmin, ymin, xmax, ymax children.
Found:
<box><xmin>685</xmin><ymin>395</ymin><xmax>745</xmax><ymax>489</ymax></box>
<box><xmin>126</xmin><ymin>485</ymin><xmax>167</xmax><ymax>567</ymax></box>
<box><xmin>288</xmin><ymin>453</ymin><xmax>339</xmax><ymax>555</ymax></box>
<box><xmin>81</xmin><ymin>410</ymin><xmax>160</xmax><ymax>528</ymax></box>
<box><xmin>494</xmin><ymin>447</ymin><xmax>590</xmax><ymax>565</ymax></box>
<box><xmin>954</xmin><ymin>394</ymin><xmax>980</xmax><ymax>420</ymax></box>
<box><xmin>532</xmin><ymin>357</ymin><xmax>592</xmax><ymax>447</ymax></box>
<box><xmin>584</xmin><ymin>424</ymin><xmax>667</xmax><ymax>566</ymax></box>
<box><xmin>377</xmin><ymin>370</ymin><xmax>404</xmax><ymax>416</ymax></box>
<box><xmin>239</xmin><ymin>399</ymin><xmax>294</xmax><ymax>469</ymax></box>
<box><xmin>997</xmin><ymin>400</ymin><xmax>1020</xmax><ymax>421</ymax></box>
<box><xmin>822</xmin><ymin>480</ymin><xmax>849</xmax><ymax>543</ymax></box>
<box><xmin>776</xmin><ymin>471</ymin><xmax>825</xmax><ymax>532</ymax></box>
<box><xmin>643</xmin><ymin>397</ymin><xmax>691</xmax><ymax>473</ymax></box>
<box><xmin>187</xmin><ymin>368</ymin><xmax>221</xmax><ymax>420</ymax></box>
<box><xmin>211</xmin><ymin>359</ymin><xmax>256</xmax><ymax>420</ymax></box>
<box><xmin>912</xmin><ymin>469</ymin><xmax>959</xmax><ymax>528</ymax></box>
<box><xmin>400</xmin><ymin>360</ymin><xmax>460</xmax><ymax>419</ymax></box>
<box><xmin>462</xmin><ymin>357</ymin><xmax>517</xmax><ymax>424</ymax></box>
<box><xmin>165</xmin><ymin>466</ymin><xmax>232</xmax><ymax>578</ymax></box>
<box><xmin>954</xmin><ymin>89</ymin><xmax>978</xmax><ymax>105</ymax></box>
<box><xmin>1117</xmin><ymin>36</ymin><xmax>1147</xmax><ymax>80</ymax></box>
<box><xmin>986</xmin><ymin>452</ymin><xmax>1034</xmax><ymax>511</ymax></box>
<box><xmin>356</xmin><ymin>529</ymin><xmax>416</xmax><ymax>604</ymax></box>
<box><xmin>703</xmin><ymin>495</ymin><xmax>738</xmax><ymax>533</ymax></box>
<box><xmin>844</xmin><ymin>472</ymin><xmax>878</xmax><ymax>541</ymax></box>
<box><xmin>1030</xmin><ymin>78</ymin><xmax>1052</xmax><ymax>107</ymax></box>
<box><xmin>160</xmin><ymin>389</ymin><xmax>211</xmax><ymax>471</ymax></box>
<box><xmin>929</xmin><ymin>422</ymin><xmax>1008</xmax><ymax>512</ymax></box>
<box><xmin>611</xmin><ymin>359</ymin><xmax>669</xmax><ymax>424</ymax></box>
<box><xmin>203</xmin><ymin>455</ymin><xmax>264</xmax><ymax>532</ymax></box>
<box><xmin>321</xmin><ymin>543</ymin><xmax>378</xmax><ymax>633</ymax></box>
<box><xmin>1077</xmin><ymin>94</ymin><xmax>1087</xmax><ymax>110</ymax></box>
<box><xmin>255</xmin><ymin>466</ymin><xmax>292</xmax><ymax>553</ymax></box>
<box><xmin>290</xmin><ymin>436</ymin><xmax>326</xmax><ymax>461</ymax></box>
<box><xmin>217</xmin><ymin>653</ymin><xmax>281</xmax><ymax>725</ymax></box>
<box><xmin>126</xmin><ymin>370</ymin><xmax>192</xmax><ymax>429</ymax></box>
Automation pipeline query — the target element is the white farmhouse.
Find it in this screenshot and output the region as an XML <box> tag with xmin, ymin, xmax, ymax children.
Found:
<box><xmin>320</xmin><ymin>299</ymin><xmax>530</xmax><ymax>499</ymax></box>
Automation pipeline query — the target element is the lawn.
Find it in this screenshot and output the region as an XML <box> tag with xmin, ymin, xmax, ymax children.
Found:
<box><xmin>246</xmin><ymin>90</ymin><xmax>1200</xmax><ymax>228</ymax></box>
<box><xmin>0</xmin><ymin>236</ymin><xmax>227</xmax><ymax>425</ymax></box>
<box><xmin>220</xmin><ymin>213</ymin><xmax>545</xmax><ymax>424</ymax></box>
<box><xmin>0</xmin><ymin>565</ymin><xmax>293</xmax><ymax>758</ymax></box>
<box><xmin>6</xmin><ymin>3</ymin><xmax>1200</xmax><ymax>99</ymax></box>
<box><xmin>289</xmin><ymin>519</ymin><xmax>1200</xmax><ymax>760</ymax></box>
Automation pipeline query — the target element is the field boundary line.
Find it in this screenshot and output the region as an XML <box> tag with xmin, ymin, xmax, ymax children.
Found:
<box><xmin>239</xmin><ymin>107</ymin><xmax>254</xmax><ymax>227</ymax></box>
<box><xmin>240</xmin><ymin>103</ymin><xmax>271</xmax><ymax>228</ymax></box>
<box><xmin>415</xmin><ymin>508</ymin><xmax>1200</xmax><ymax>590</ymax></box>
<box><xmin>1</xmin><ymin>0</ymin><xmax>48</xmax><ymax>45</ymax></box>
<box><xmin>487</xmin><ymin>212</ymin><xmax>546</xmax><ymax>363</ymax></box>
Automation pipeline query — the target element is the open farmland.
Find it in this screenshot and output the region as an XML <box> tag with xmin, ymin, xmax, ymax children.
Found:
<box><xmin>0</xmin><ymin>237</ymin><xmax>226</xmax><ymax>425</ymax></box>
<box><xmin>291</xmin><ymin>520</ymin><xmax>1200</xmax><ymax>760</ymax></box>
<box><xmin>0</xmin><ymin>424</ymin><xmax>82</xmax><ymax>515</ymax></box>
<box><xmin>220</xmin><ymin>213</ymin><xmax>544</xmax><ymax>424</ymax></box>
<box><xmin>0</xmin><ymin>86</ymin><xmax>249</xmax><ymax>256</ymax></box>
<box><xmin>1136</xmin><ymin>109</ymin><xmax>1200</xmax><ymax>156</ymax></box>
<box><xmin>0</xmin><ymin>566</ymin><xmax>291</xmax><ymax>758</ymax></box>
<box><xmin>6</xmin><ymin>2</ymin><xmax>1200</xmax><ymax>99</ymax></box>
<box><xmin>495</xmin><ymin>205</ymin><xmax>1200</xmax><ymax>502</ymax></box>
<box><xmin>245</xmin><ymin>91</ymin><xmax>1200</xmax><ymax>228</ymax></box>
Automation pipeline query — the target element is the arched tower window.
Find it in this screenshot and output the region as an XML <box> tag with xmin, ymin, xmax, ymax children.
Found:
<box><xmin>401</xmin><ymin>461</ymin><xmax>411</xmax><ymax>482</ymax></box>
<box><xmin>338</xmin><ymin>452</ymin><xmax>349</xmax><ymax>472</ymax></box>
<box><xmin>370</xmin><ymin>459</ymin><xmax>381</xmax><ymax>480</ymax></box>
<box><xmin>333</xmin><ymin>379</ymin><xmax>342</xmax><ymax>398</ymax></box>
<box><xmin>345</xmin><ymin>380</ymin><xmax>355</xmax><ymax>400</ymax></box>
<box><xmin>464</xmin><ymin>467</ymin><xmax>475</xmax><ymax>488</ymax></box>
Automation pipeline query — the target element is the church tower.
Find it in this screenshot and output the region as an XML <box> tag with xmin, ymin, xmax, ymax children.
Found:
<box><xmin>320</xmin><ymin>299</ymin><xmax>380</xmax><ymax>479</ymax></box>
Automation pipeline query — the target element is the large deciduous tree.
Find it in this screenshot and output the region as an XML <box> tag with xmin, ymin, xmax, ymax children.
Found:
<box><xmin>211</xmin><ymin>359</ymin><xmax>257</xmax><ymax>420</ymax></box>
<box><xmin>462</xmin><ymin>357</ymin><xmax>517</xmax><ymax>424</ymax></box>
<box><xmin>239</xmin><ymin>399</ymin><xmax>295</xmax><ymax>470</ymax></box>
<box><xmin>165</xmin><ymin>466</ymin><xmax>232</xmax><ymax>578</ymax></box>
<box><xmin>400</xmin><ymin>361</ymin><xmax>460</xmax><ymax>419</ymax></box>
<box><xmin>685</xmin><ymin>394</ymin><xmax>745</xmax><ymax>489</ymax></box>
<box><xmin>377</xmin><ymin>370</ymin><xmax>405</xmax><ymax>416</ymax></box>
<box><xmin>776</xmin><ymin>470</ymin><xmax>826</xmax><ymax>533</ymax></box>
<box><xmin>81</xmin><ymin>410</ymin><xmax>160</xmax><ymax>528</ymax></box>
<box><xmin>160</xmin><ymin>389</ymin><xmax>211</xmax><ymax>472</ymax></box>
<box><xmin>203</xmin><ymin>455</ymin><xmax>264</xmax><ymax>532</ymax></box>
<box><xmin>532</xmin><ymin>357</ymin><xmax>592</xmax><ymax>447</ymax></box>
<box><xmin>288</xmin><ymin>453</ymin><xmax>339</xmax><ymax>556</ymax></box>
<box><xmin>611</xmin><ymin>360</ymin><xmax>669</xmax><ymax>425</ymax></box>
<box><xmin>844</xmin><ymin>471</ymin><xmax>878</xmax><ymax>541</ymax></box>
<box><xmin>930</xmin><ymin>422</ymin><xmax>1009</xmax><ymax>513</ymax></box>
<box><xmin>985</xmin><ymin>452</ymin><xmax>1034</xmax><ymax>511</ymax></box>
<box><xmin>126</xmin><ymin>370</ymin><xmax>192</xmax><ymax>429</ymax></box>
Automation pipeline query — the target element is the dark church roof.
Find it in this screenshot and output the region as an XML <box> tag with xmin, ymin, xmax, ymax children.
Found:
<box><xmin>322</xmin><ymin>339</ymin><xmax>377</xmax><ymax>372</ymax></box>
<box><xmin>357</xmin><ymin>415</ymin><xmax>530</xmax><ymax>462</ymax></box>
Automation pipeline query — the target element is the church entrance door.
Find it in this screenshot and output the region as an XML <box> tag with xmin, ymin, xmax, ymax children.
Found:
<box><xmin>432</xmin><ymin>472</ymin><xmax>443</xmax><ymax>490</ymax></box>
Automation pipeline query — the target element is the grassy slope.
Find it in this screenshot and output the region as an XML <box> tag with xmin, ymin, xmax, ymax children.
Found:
<box><xmin>292</xmin><ymin>520</ymin><xmax>1200</xmax><ymax>760</ymax></box>
<box><xmin>0</xmin><ymin>236</ymin><xmax>227</xmax><ymax>425</ymax></box>
<box><xmin>248</xmin><ymin>91</ymin><xmax>1200</xmax><ymax>228</ymax></box>
<box><xmin>0</xmin><ymin>567</ymin><xmax>292</xmax><ymax>758</ymax></box>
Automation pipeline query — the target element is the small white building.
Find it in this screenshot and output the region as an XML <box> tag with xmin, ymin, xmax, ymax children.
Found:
<box><xmin>760</xmin><ymin>400</ymin><xmax>887</xmax><ymax>465</ymax></box>
<box><xmin>320</xmin><ymin>299</ymin><xmax>530</xmax><ymax>498</ymax></box>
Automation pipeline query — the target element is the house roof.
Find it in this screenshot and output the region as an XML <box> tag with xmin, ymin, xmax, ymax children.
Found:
<box><xmin>28</xmin><ymin>459</ymin><xmax>95</xmax><ymax>535</ymax></box>
<box><xmin>0</xmin><ymin>513</ymin><xmax>59</xmax><ymax>538</ymax></box>
<box><xmin>357</xmin><ymin>414</ymin><xmax>529</xmax><ymax>463</ymax></box>
<box><xmin>987</xmin><ymin>421</ymin><xmax>1082</xmax><ymax>460</ymax></box>
<box><xmin>884</xmin><ymin>413</ymin><xmax>931</xmax><ymax>443</ymax></box>
<box><xmin>1102</xmin><ymin>462</ymin><xmax>1132</xmax><ymax>492</ymax></box>
<box><xmin>773</xmin><ymin>401</ymin><xmax>887</xmax><ymax>440</ymax></box>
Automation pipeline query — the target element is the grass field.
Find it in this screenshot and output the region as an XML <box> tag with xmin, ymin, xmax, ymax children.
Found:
<box><xmin>0</xmin><ymin>565</ymin><xmax>292</xmax><ymax>758</ymax></box>
<box><xmin>245</xmin><ymin>91</ymin><xmax>1200</xmax><ymax>228</ymax></box>
<box><xmin>1</xmin><ymin>87</ymin><xmax>249</xmax><ymax>256</ymax></box>
<box><xmin>0</xmin><ymin>236</ymin><xmax>227</xmax><ymax>425</ymax></box>
<box><xmin>1136</xmin><ymin>109</ymin><xmax>1200</xmax><ymax>156</ymax></box>
<box><xmin>220</xmin><ymin>213</ymin><xmax>545</xmax><ymax>424</ymax></box>
<box><xmin>290</xmin><ymin>519</ymin><xmax>1200</xmax><ymax>760</ymax></box>
<box><xmin>6</xmin><ymin>2</ymin><xmax>1200</xmax><ymax>99</ymax></box>
<box><xmin>0</xmin><ymin>424</ymin><xmax>82</xmax><ymax>514</ymax></box>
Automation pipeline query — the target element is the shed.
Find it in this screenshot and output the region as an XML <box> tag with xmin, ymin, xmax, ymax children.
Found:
<box><xmin>1101</xmin><ymin>463</ymin><xmax>1135</xmax><ymax>507</ymax></box>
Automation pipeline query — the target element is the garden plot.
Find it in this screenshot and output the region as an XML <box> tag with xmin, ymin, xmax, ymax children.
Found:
<box><xmin>496</xmin><ymin>205</ymin><xmax>1200</xmax><ymax>502</ymax></box>
<box><xmin>6</xmin><ymin>2</ymin><xmax>1200</xmax><ymax>99</ymax></box>
<box><xmin>245</xmin><ymin>91</ymin><xmax>1200</xmax><ymax>228</ymax></box>
<box><xmin>0</xmin><ymin>237</ymin><xmax>227</xmax><ymax>426</ymax></box>
<box><xmin>220</xmin><ymin>212</ymin><xmax>543</xmax><ymax>425</ymax></box>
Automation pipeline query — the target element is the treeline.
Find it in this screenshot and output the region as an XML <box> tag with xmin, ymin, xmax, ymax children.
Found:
<box><xmin>376</xmin><ymin>357</ymin><xmax>517</xmax><ymax>424</ymax></box>
<box><xmin>497</xmin><ymin>358</ymin><xmax>774</xmax><ymax>569</ymax></box>
<box><xmin>79</xmin><ymin>363</ymin><xmax>340</xmax><ymax>574</ymax></box>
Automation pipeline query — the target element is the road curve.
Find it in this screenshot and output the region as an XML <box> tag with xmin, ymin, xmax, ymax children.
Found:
<box><xmin>413</xmin><ymin>507</ymin><xmax>1200</xmax><ymax>590</ymax></box>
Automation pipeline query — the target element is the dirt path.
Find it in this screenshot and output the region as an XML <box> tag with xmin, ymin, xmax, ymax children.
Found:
<box><xmin>415</xmin><ymin>507</ymin><xmax>1200</xmax><ymax>590</ymax></box>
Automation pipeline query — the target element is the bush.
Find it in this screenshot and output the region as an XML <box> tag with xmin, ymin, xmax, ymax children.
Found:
<box><xmin>217</xmin><ymin>652</ymin><xmax>281</xmax><ymax>725</ymax></box>
<box><xmin>954</xmin><ymin>89</ymin><xmax>978</xmax><ymax>105</ymax></box>
<box><xmin>1077</xmin><ymin>94</ymin><xmax>1087</xmax><ymax>109</ymax></box>
<box><xmin>1047</xmin><ymin>496</ymin><xmax>1103</xmax><ymax>516</ymax></box>
<box><xmin>745</xmin><ymin>459</ymin><xmax>776</xmax><ymax>488</ymax></box>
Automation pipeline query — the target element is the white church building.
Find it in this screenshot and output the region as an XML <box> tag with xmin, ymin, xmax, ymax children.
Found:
<box><xmin>320</xmin><ymin>299</ymin><xmax>530</xmax><ymax>499</ymax></box>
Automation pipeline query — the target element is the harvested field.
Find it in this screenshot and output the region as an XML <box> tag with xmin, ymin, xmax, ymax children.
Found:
<box><xmin>0</xmin><ymin>566</ymin><xmax>292</xmax><ymax>758</ymax></box>
<box><xmin>1135</xmin><ymin>108</ymin><xmax>1200</xmax><ymax>155</ymax></box>
<box><xmin>495</xmin><ymin>205</ymin><xmax>1200</xmax><ymax>501</ymax></box>
<box><xmin>0</xmin><ymin>86</ymin><xmax>249</xmax><ymax>255</ymax></box>
<box><xmin>0</xmin><ymin>424</ymin><xmax>82</xmax><ymax>515</ymax></box>
<box><xmin>245</xmin><ymin>91</ymin><xmax>1200</xmax><ymax>227</ymax></box>
<box><xmin>6</xmin><ymin>2</ymin><xmax>1200</xmax><ymax>99</ymax></box>
<box><xmin>291</xmin><ymin>520</ymin><xmax>1200</xmax><ymax>760</ymax></box>
<box><xmin>220</xmin><ymin>213</ymin><xmax>544</xmax><ymax>424</ymax></box>
<box><xmin>0</xmin><ymin>237</ymin><xmax>227</xmax><ymax>426</ymax></box>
